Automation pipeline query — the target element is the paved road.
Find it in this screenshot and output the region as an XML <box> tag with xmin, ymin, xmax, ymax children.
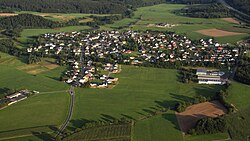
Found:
<box><xmin>218</xmin><ymin>0</ymin><xmax>250</xmax><ymax>19</ymax></box>
<box><xmin>55</xmin><ymin>86</ymin><xmax>75</xmax><ymax>138</ymax></box>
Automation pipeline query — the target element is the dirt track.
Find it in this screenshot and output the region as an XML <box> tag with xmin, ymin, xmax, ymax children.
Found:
<box><xmin>196</xmin><ymin>28</ymin><xmax>244</xmax><ymax>37</ymax></box>
<box><xmin>176</xmin><ymin>100</ymin><xmax>227</xmax><ymax>133</ymax></box>
<box><xmin>0</xmin><ymin>13</ymin><xmax>18</xmax><ymax>17</ymax></box>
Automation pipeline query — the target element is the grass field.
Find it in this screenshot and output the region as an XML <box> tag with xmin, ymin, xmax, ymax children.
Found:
<box><xmin>0</xmin><ymin>91</ymin><xmax>69</xmax><ymax>138</ymax></box>
<box><xmin>71</xmin><ymin>65</ymin><xmax>222</xmax><ymax>121</ymax></box>
<box><xmin>227</xmin><ymin>81</ymin><xmax>250</xmax><ymax>110</ymax></box>
<box><xmin>15</xmin><ymin>11</ymin><xmax>111</xmax><ymax>22</ymax></box>
<box><xmin>101</xmin><ymin>4</ymin><xmax>250</xmax><ymax>44</ymax></box>
<box><xmin>133</xmin><ymin>111</ymin><xmax>183</xmax><ymax>141</ymax></box>
<box><xmin>63</xmin><ymin>123</ymin><xmax>131</xmax><ymax>141</ymax></box>
<box><xmin>0</xmin><ymin>54</ymin><xmax>70</xmax><ymax>139</ymax></box>
<box><xmin>17</xmin><ymin>26</ymin><xmax>91</xmax><ymax>46</ymax></box>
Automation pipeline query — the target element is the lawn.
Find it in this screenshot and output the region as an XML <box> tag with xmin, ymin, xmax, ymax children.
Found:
<box><xmin>102</xmin><ymin>4</ymin><xmax>250</xmax><ymax>44</ymax></box>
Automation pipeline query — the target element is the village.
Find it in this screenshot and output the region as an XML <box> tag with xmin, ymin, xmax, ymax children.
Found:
<box><xmin>27</xmin><ymin>30</ymin><xmax>245</xmax><ymax>87</ymax></box>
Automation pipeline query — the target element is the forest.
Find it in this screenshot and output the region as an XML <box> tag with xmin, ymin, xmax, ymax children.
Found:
<box><xmin>0</xmin><ymin>0</ymin><xmax>165</xmax><ymax>14</ymax></box>
<box><xmin>234</xmin><ymin>56</ymin><xmax>250</xmax><ymax>85</ymax></box>
<box><xmin>226</xmin><ymin>0</ymin><xmax>250</xmax><ymax>15</ymax></box>
<box><xmin>168</xmin><ymin>0</ymin><xmax>216</xmax><ymax>4</ymax></box>
<box><xmin>0</xmin><ymin>14</ymin><xmax>58</xmax><ymax>29</ymax></box>
<box><xmin>175</xmin><ymin>3</ymin><xmax>231</xmax><ymax>18</ymax></box>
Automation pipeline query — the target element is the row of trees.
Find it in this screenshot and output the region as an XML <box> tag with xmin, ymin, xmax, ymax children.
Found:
<box><xmin>178</xmin><ymin>68</ymin><xmax>197</xmax><ymax>83</ymax></box>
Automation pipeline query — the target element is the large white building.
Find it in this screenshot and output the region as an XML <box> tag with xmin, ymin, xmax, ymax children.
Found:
<box><xmin>196</xmin><ymin>69</ymin><xmax>227</xmax><ymax>85</ymax></box>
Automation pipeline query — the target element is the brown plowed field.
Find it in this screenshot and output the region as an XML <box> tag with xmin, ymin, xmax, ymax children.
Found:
<box><xmin>176</xmin><ymin>100</ymin><xmax>227</xmax><ymax>133</ymax></box>
<box><xmin>0</xmin><ymin>13</ymin><xmax>18</xmax><ymax>17</ymax></box>
<box><xmin>222</xmin><ymin>18</ymin><xmax>240</xmax><ymax>24</ymax></box>
<box><xmin>196</xmin><ymin>28</ymin><xmax>244</xmax><ymax>37</ymax></box>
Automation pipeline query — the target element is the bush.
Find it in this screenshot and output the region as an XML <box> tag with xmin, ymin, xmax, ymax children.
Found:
<box><xmin>189</xmin><ymin>117</ymin><xmax>226</xmax><ymax>135</ymax></box>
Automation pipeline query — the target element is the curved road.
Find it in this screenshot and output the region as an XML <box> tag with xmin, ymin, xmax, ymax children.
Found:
<box><xmin>55</xmin><ymin>86</ymin><xmax>75</xmax><ymax>138</ymax></box>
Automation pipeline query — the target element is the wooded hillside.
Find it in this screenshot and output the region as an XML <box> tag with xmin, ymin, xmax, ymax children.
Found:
<box><xmin>0</xmin><ymin>0</ymin><xmax>165</xmax><ymax>14</ymax></box>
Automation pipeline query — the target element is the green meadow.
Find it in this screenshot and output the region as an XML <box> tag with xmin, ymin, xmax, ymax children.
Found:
<box><xmin>102</xmin><ymin>4</ymin><xmax>250</xmax><ymax>44</ymax></box>
<box><xmin>15</xmin><ymin>11</ymin><xmax>111</xmax><ymax>22</ymax></box>
<box><xmin>0</xmin><ymin>3</ymin><xmax>250</xmax><ymax>141</ymax></box>
<box><xmin>17</xmin><ymin>26</ymin><xmax>91</xmax><ymax>46</ymax></box>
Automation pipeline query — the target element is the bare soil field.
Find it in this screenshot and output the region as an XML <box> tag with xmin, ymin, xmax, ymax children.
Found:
<box><xmin>176</xmin><ymin>100</ymin><xmax>227</xmax><ymax>133</ymax></box>
<box><xmin>196</xmin><ymin>28</ymin><xmax>244</xmax><ymax>37</ymax></box>
<box><xmin>0</xmin><ymin>13</ymin><xmax>18</xmax><ymax>17</ymax></box>
<box><xmin>222</xmin><ymin>18</ymin><xmax>241</xmax><ymax>24</ymax></box>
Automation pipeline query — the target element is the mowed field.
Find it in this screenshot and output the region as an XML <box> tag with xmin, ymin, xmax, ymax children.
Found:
<box><xmin>101</xmin><ymin>4</ymin><xmax>250</xmax><ymax>44</ymax></box>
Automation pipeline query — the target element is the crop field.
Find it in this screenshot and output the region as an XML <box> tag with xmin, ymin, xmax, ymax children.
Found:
<box><xmin>63</xmin><ymin>123</ymin><xmax>132</xmax><ymax>141</ymax></box>
<box><xmin>15</xmin><ymin>11</ymin><xmax>111</xmax><ymax>22</ymax></box>
<box><xmin>176</xmin><ymin>101</ymin><xmax>227</xmax><ymax>133</ymax></box>
<box><xmin>17</xmin><ymin>58</ymin><xmax>59</xmax><ymax>75</ymax></box>
<box><xmin>196</xmin><ymin>28</ymin><xmax>244</xmax><ymax>37</ymax></box>
<box><xmin>101</xmin><ymin>4</ymin><xmax>250</xmax><ymax>44</ymax></box>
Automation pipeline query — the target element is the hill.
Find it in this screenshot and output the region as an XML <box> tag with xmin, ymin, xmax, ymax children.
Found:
<box><xmin>0</xmin><ymin>0</ymin><xmax>165</xmax><ymax>15</ymax></box>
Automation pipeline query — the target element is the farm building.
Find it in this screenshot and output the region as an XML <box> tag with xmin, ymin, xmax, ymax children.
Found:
<box><xmin>196</xmin><ymin>69</ymin><xmax>227</xmax><ymax>85</ymax></box>
<box><xmin>6</xmin><ymin>90</ymin><xmax>30</xmax><ymax>106</ymax></box>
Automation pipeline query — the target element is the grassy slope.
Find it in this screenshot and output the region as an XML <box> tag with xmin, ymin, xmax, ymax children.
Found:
<box><xmin>72</xmin><ymin>65</ymin><xmax>221</xmax><ymax>120</ymax></box>
<box><xmin>15</xmin><ymin>11</ymin><xmax>111</xmax><ymax>22</ymax></box>
<box><xmin>70</xmin><ymin>65</ymin><xmax>223</xmax><ymax>141</ymax></box>
<box><xmin>227</xmin><ymin>81</ymin><xmax>250</xmax><ymax>110</ymax></box>
<box><xmin>133</xmin><ymin>111</ymin><xmax>183</xmax><ymax>141</ymax></box>
<box><xmin>18</xmin><ymin>26</ymin><xmax>91</xmax><ymax>45</ymax></box>
<box><xmin>0</xmin><ymin>53</ymin><xmax>70</xmax><ymax>138</ymax></box>
<box><xmin>101</xmin><ymin>4</ymin><xmax>250</xmax><ymax>44</ymax></box>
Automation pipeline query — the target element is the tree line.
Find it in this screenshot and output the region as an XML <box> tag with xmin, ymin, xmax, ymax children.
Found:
<box><xmin>234</xmin><ymin>56</ymin><xmax>250</xmax><ymax>85</ymax></box>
